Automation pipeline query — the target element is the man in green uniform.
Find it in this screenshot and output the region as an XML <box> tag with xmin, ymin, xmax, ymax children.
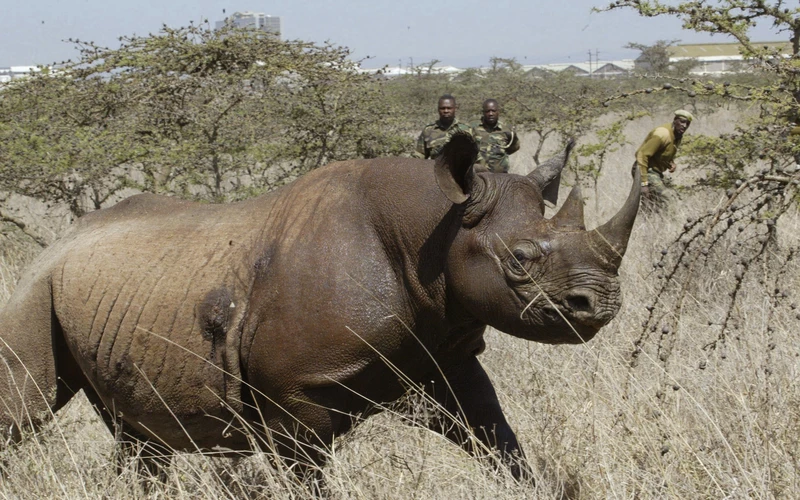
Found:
<box><xmin>470</xmin><ymin>99</ymin><xmax>520</xmax><ymax>173</ymax></box>
<box><xmin>635</xmin><ymin>109</ymin><xmax>693</xmax><ymax>208</ymax></box>
<box><xmin>413</xmin><ymin>94</ymin><xmax>471</xmax><ymax>160</ymax></box>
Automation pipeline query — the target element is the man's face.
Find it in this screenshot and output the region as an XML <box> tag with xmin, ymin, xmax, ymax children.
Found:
<box><xmin>673</xmin><ymin>116</ymin><xmax>691</xmax><ymax>136</ymax></box>
<box><xmin>438</xmin><ymin>99</ymin><xmax>456</xmax><ymax>122</ymax></box>
<box><xmin>482</xmin><ymin>102</ymin><xmax>499</xmax><ymax>127</ymax></box>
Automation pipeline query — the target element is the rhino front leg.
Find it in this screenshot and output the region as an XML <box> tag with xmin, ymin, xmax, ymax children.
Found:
<box><xmin>423</xmin><ymin>355</ymin><xmax>532</xmax><ymax>481</ymax></box>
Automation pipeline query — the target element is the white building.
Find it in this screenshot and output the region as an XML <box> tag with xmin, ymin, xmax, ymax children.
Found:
<box><xmin>0</xmin><ymin>66</ymin><xmax>41</xmax><ymax>83</ymax></box>
<box><xmin>523</xmin><ymin>60</ymin><xmax>635</xmax><ymax>78</ymax></box>
<box><xmin>215</xmin><ymin>11</ymin><xmax>281</xmax><ymax>38</ymax></box>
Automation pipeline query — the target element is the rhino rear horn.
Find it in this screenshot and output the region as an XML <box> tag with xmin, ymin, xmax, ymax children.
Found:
<box><xmin>591</xmin><ymin>165</ymin><xmax>642</xmax><ymax>267</ymax></box>
<box><xmin>550</xmin><ymin>184</ymin><xmax>585</xmax><ymax>230</ymax></box>
<box><xmin>528</xmin><ymin>139</ymin><xmax>575</xmax><ymax>206</ymax></box>
<box><xmin>435</xmin><ymin>132</ymin><xmax>479</xmax><ymax>204</ymax></box>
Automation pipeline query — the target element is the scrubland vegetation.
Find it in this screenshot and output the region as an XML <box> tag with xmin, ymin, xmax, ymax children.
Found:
<box><xmin>1</xmin><ymin>2</ymin><xmax>800</xmax><ymax>498</ymax></box>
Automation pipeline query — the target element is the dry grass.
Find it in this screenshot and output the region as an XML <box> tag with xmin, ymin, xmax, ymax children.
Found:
<box><xmin>0</xmin><ymin>109</ymin><xmax>798</xmax><ymax>498</ymax></box>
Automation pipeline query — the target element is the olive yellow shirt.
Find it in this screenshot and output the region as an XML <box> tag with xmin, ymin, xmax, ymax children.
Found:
<box><xmin>635</xmin><ymin>123</ymin><xmax>681</xmax><ymax>179</ymax></box>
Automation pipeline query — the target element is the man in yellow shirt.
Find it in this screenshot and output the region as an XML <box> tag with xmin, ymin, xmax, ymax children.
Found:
<box><xmin>635</xmin><ymin>109</ymin><xmax>693</xmax><ymax>208</ymax></box>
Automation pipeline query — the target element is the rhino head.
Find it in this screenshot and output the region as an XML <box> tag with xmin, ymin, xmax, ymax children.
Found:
<box><xmin>436</xmin><ymin>133</ymin><xmax>640</xmax><ymax>344</ymax></box>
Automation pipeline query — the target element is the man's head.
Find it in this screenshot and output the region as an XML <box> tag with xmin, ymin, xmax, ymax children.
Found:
<box><xmin>482</xmin><ymin>99</ymin><xmax>500</xmax><ymax>127</ymax></box>
<box><xmin>672</xmin><ymin>109</ymin><xmax>693</xmax><ymax>137</ymax></box>
<box><xmin>438</xmin><ymin>94</ymin><xmax>457</xmax><ymax>126</ymax></box>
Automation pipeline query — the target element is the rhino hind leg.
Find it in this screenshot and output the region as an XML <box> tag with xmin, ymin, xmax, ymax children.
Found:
<box><xmin>0</xmin><ymin>275</ymin><xmax>84</xmax><ymax>448</ymax></box>
<box><xmin>115</xmin><ymin>426</ymin><xmax>172</xmax><ymax>487</ymax></box>
<box><xmin>80</xmin><ymin>386</ymin><xmax>172</xmax><ymax>487</ymax></box>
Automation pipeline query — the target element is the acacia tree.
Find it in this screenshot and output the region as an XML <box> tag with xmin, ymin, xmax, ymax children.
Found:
<box><xmin>271</xmin><ymin>50</ymin><xmax>409</xmax><ymax>178</ymax></box>
<box><xmin>597</xmin><ymin>1</ymin><xmax>800</xmax><ymax>439</ymax></box>
<box><xmin>575</xmin><ymin>111</ymin><xmax>647</xmax><ymax>212</ymax></box>
<box><xmin>0</xmin><ymin>68</ymin><xmax>143</xmax><ymax>216</ymax></box>
<box><xmin>508</xmin><ymin>72</ymin><xmax>612</xmax><ymax>166</ymax></box>
<box><xmin>0</xmin><ymin>22</ymin><xmax>406</xmax><ymax>215</ymax></box>
<box><xmin>627</xmin><ymin>39</ymin><xmax>678</xmax><ymax>73</ymax></box>
<box><xmin>625</xmin><ymin>39</ymin><xmax>700</xmax><ymax>75</ymax></box>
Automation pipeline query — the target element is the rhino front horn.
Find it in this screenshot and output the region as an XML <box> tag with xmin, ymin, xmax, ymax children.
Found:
<box><xmin>592</xmin><ymin>165</ymin><xmax>641</xmax><ymax>267</ymax></box>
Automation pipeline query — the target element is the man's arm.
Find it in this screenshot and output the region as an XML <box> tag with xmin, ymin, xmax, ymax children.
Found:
<box><xmin>412</xmin><ymin>130</ymin><xmax>428</xmax><ymax>159</ymax></box>
<box><xmin>505</xmin><ymin>130</ymin><xmax>520</xmax><ymax>155</ymax></box>
<box><xmin>635</xmin><ymin>133</ymin><xmax>664</xmax><ymax>185</ymax></box>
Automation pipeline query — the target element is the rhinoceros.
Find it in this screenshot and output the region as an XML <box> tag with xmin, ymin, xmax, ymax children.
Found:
<box><xmin>0</xmin><ymin>134</ymin><xmax>639</xmax><ymax>483</ymax></box>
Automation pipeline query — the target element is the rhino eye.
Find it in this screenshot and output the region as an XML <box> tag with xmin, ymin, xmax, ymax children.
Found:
<box><xmin>509</xmin><ymin>255</ymin><xmax>524</xmax><ymax>274</ymax></box>
<box><xmin>507</xmin><ymin>242</ymin><xmax>543</xmax><ymax>274</ymax></box>
<box><xmin>514</xmin><ymin>242</ymin><xmax>542</xmax><ymax>261</ymax></box>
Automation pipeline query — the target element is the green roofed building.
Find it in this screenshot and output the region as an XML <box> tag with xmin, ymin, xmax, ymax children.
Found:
<box><xmin>634</xmin><ymin>41</ymin><xmax>793</xmax><ymax>75</ymax></box>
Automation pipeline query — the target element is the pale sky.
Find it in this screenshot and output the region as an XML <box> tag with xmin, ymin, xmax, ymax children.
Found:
<box><xmin>1</xmin><ymin>0</ymin><xmax>788</xmax><ymax>69</ymax></box>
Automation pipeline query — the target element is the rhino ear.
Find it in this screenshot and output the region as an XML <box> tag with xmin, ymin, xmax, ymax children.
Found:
<box><xmin>435</xmin><ymin>132</ymin><xmax>479</xmax><ymax>204</ymax></box>
<box><xmin>528</xmin><ymin>139</ymin><xmax>575</xmax><ymax>207</ymax></box>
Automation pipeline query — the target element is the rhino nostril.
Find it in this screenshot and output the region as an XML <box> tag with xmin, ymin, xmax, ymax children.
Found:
<box><xmin>566</xmin><ymin>294</ymin><xmax>592</xmax><ymax>313</ymax></box>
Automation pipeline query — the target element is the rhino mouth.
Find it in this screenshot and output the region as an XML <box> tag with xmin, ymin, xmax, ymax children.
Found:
<box><xmin>515</xmin><ymin>290</ymin><xmax>611</xmax><ymax>344</ymax></box>
<box><xmin>539</xmin><ymin>305</ymin><xmax>602</xmax><ymax>343</ymax></box>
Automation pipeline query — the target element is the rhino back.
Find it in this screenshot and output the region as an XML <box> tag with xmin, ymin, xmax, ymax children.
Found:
<box><xmin>46</xmin><ymin>158</ymin><xmax>452</xmax><ymax>447</ymax></box>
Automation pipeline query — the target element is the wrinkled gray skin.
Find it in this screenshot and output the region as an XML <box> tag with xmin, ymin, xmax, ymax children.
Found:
<box><xmin>0</xmin><ymin>134</ymin><xmax>639</xmax><ymax>483</ymax></box>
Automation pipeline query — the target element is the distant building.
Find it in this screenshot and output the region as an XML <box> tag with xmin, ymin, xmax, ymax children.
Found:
<box><xmin>522</xmin><ymin>60</ymin><xmax>634</xmax><ymax>79</ymax></box>
<box><xmin>357</xmin><ymin>59</ymin><xmax>638</xmax><ymax>80</ymax></box>
<box><xmin>634</xmin><ymin>41</ymin><xmax>793</xmax><ymax>75</ymax></box>
<box><xmin>593</xmin><ymin>62</ymin><xmax>634</xmax><ymax>78</ymax></box>
<box><xmin>215</xmin><ymin>11</ymin><xmax>281</xmax><ymax>38</ymax></box>
<box><xmin>0</xmin><ymin>66</ymin><xmax>41</xmax><ymax>83</ymax></box>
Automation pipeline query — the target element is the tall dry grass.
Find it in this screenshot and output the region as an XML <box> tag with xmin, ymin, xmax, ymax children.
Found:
<box><xmin>0</xmin><ymin>109</ymin><xmax>797</xmax><ymax>498</ymax></box>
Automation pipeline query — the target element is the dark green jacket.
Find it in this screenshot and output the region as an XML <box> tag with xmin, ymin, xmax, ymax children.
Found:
<box><xmin>470</xmin><ymin>119</ymin><xmax>520</xmax><ymax>173</ymax></box>
<box><xmin>413</xmin><ymin>119</ymin><xmax>472</xmax><ymax>160</ymax></box>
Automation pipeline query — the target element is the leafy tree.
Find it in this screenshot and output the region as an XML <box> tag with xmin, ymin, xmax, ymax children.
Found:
<box><xmin>576</xmin><ymin>111</ymin><xmax>648</xmax><ymax>212</ymax></box>
<box><xmin>0</xmin><ymin>70</ymin><xmax>142</xmax><ymax>216</ymax></box>
<box><xmin>597</xmin><ymin>0</ymin><xmax>800</xmax><ymax>402</ymax></box>
<box><xmin>505</xmin><ymin>73</ymin><xmax>615</xmax><ymax>166</ymax></box>
<box><xmin>0</xmin><ymin>22</ymin><xmax>406</xmax><ymax>216</ymax></box>
<box><xmin>411</xmin><ymin>59</ymin><xmax>442</xmax><ymax>76</ymax></box>
<box><xmin>271</xmin><ymin>57</ymin><xmax>409</xmax><ymax>179</ymax></box>
<box><xmin>626</xmin><ymin>39</ymin><xmax>700</xmax><ymax>76</ymax></box>
<box><xmin>488</xmin><ymin>57</ymin><xmax>523</xmax><ymax>74</ymax></box>
<box><xmin>626</xmin><ymin>39</ymin><xmax>680</xmax><ymax>74</ymax></box>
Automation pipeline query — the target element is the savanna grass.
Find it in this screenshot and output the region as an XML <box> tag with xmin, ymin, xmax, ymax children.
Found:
<box><xmin>0</xmin><ymin>109</ymin><xmax>797</xmax><ymax>498</ymax></box>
